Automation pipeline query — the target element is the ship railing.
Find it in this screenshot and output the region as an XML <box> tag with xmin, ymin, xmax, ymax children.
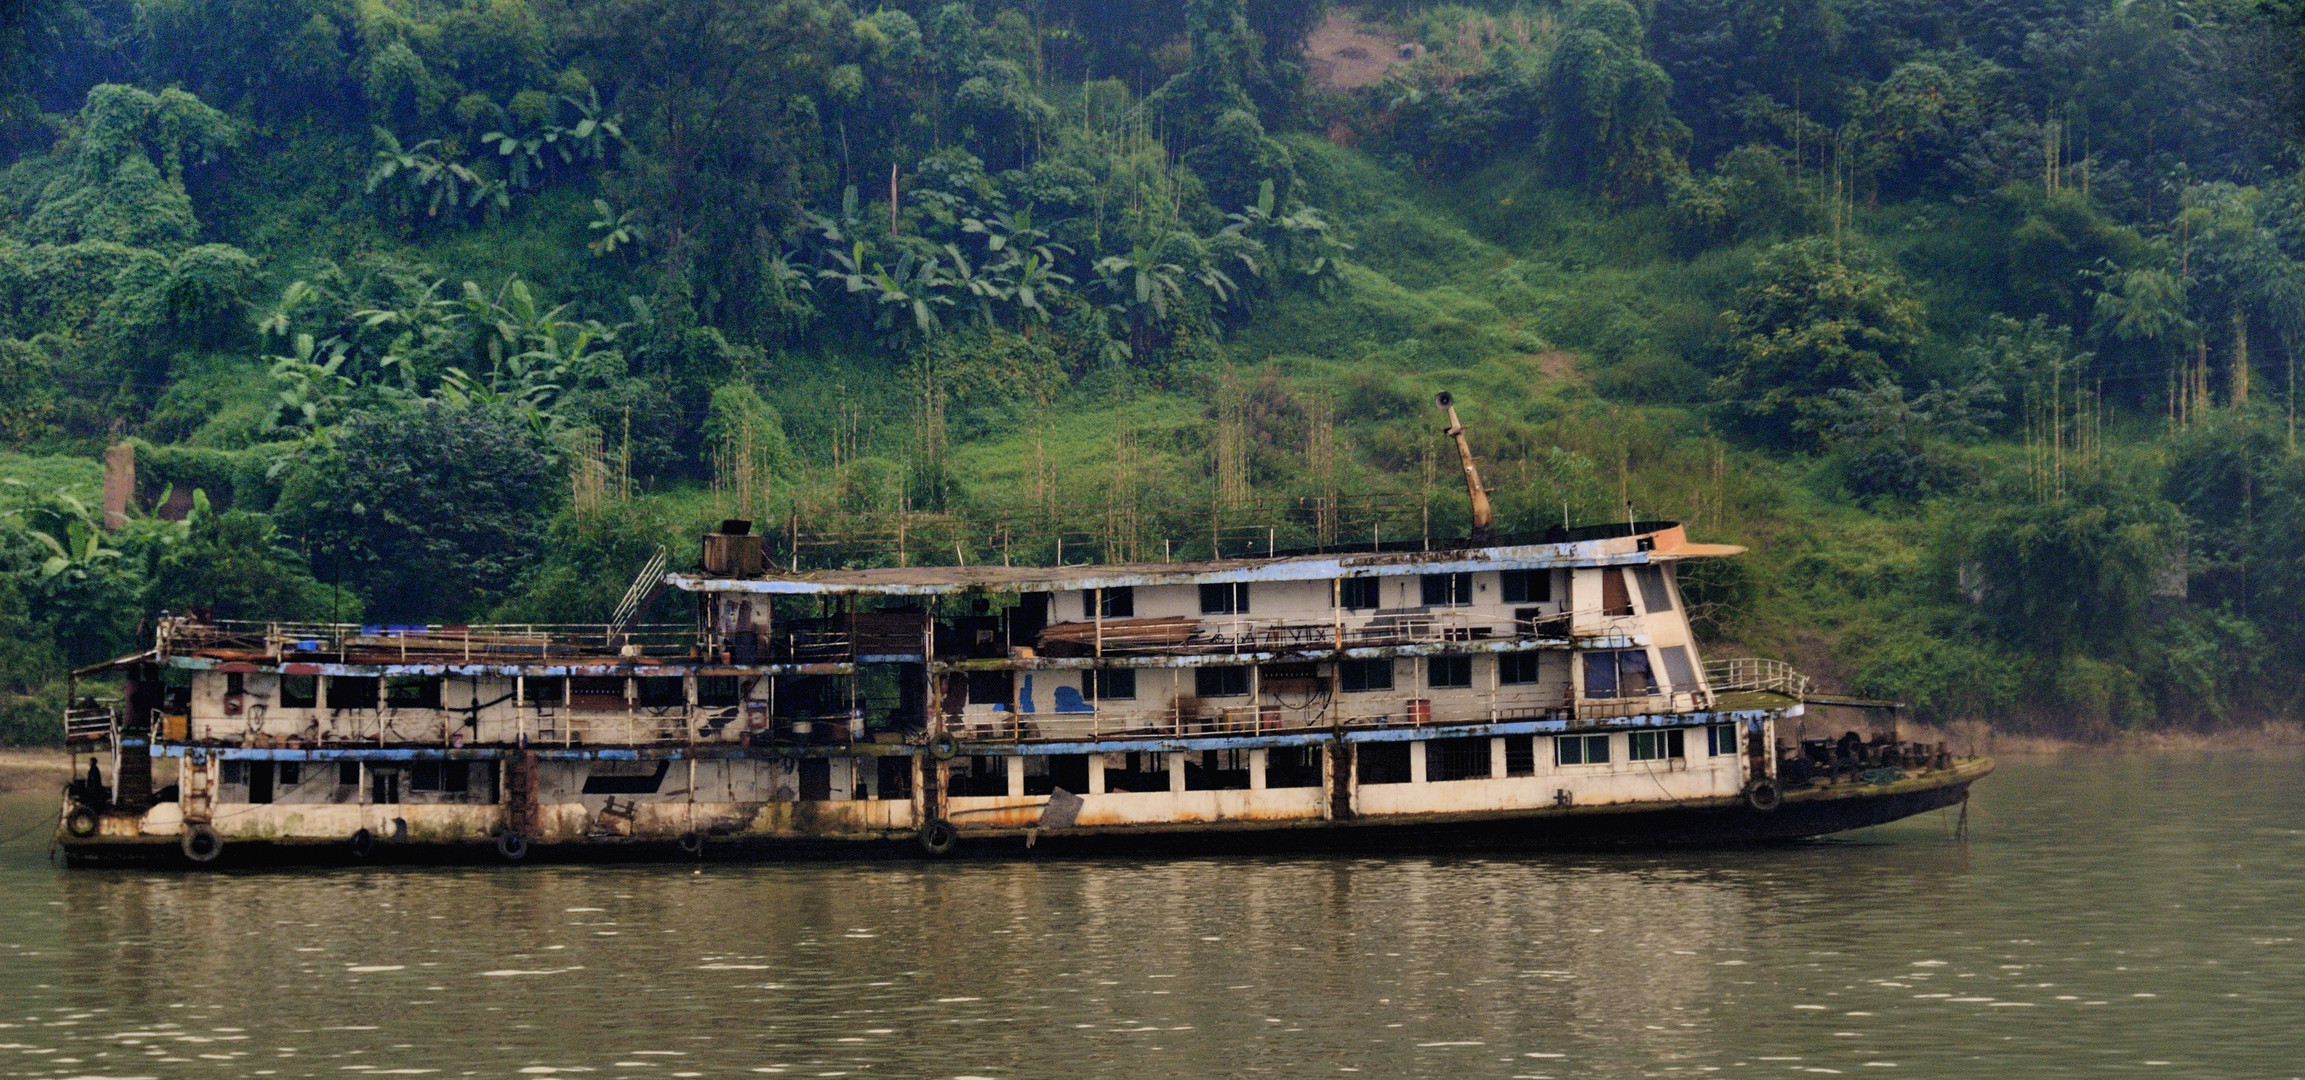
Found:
<box><xmin>1701</xmin><ymin>657</ymin><xmax>1811</xmax><ymax>700</ymax></box>
<box><xmin>1572</xmin><ymin>690</ymin><xmax>1710</xmax><ymax>720</ymax></box>
<box><xmin>1061</xmin><ymin>610</ymin><xmax>1558</xmax><ymax>658</ymax></box>
<box><xmin>1337</xmin><ymin>699</ymin><xmax>1562</xmax><ymax>729</ymax></box>
<box><xmin>65</xmin><ymin>705</ymin><xmax>120</xmax><ymax>746</ymax></box>
<box><xmin>156</xmin><ymin>618</ymin><xmax>695</xmax><ymax>662</ymax></box>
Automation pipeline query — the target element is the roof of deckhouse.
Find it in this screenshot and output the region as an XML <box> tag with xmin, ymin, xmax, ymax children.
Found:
<box><xmin>669</xmin><ymin>523</ymin><xmax>1745</xmax><ymax>598</ymax></box>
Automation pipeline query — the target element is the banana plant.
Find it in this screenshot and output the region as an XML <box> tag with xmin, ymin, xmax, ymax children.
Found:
<box><xmin>266</xmin><ymin>332</ymin><xmax>354</xmax><ymax>440</ymax></box>
<box><xmin>19</xmin><ymin>491</ymin><xmax>121</xmax><ymax>579</ymax></box>
<box><xmin>587</xmin><ymin>199</ymin><xmax>645</xmax><ymax>255</ymax></box>
<box><xmin>559</xmin><ymin>88</ymin><xmax>627</xmax><ymax>164</ymax></box>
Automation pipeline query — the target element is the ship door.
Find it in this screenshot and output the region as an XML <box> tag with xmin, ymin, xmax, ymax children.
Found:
<box><xmin>247</xmin><ymin>761</ymin><xmax>275</xmax><ymax>804</ymax></box>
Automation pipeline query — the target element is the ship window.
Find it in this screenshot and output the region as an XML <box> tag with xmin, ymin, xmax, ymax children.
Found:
<box><xmin>339</xmin><ymin>761</ymin><xmax>361</xmax><ymax>786</ymax></box>
<box><xmin>1035</xmin><ymin>753</ymin><xmax>1089</xmax><ymax>796</ymax></box>
<box><xmin>326</xmin><ymin>676</ymin><xmax>379</xmax><ymax>710</ymax></box>
<box><xmin>1708</xmin><ymin>724</ymin><xmax>1740</xmax><ymax>757</ymax></box>
<box><xmin>1184</xmin><ymin>748</ymin><xmax>1252</xmax><ymax>791</ymax></box>
<box><xmin>1633</xmin><ymin>565</ymin><xmax>1674</xmax><ymax>613</ymax></box>
<box><xmin>1085</xmin><ymin>587</ymin><xmax>1135</xmax><ymax>618</ymax></box>
<box><xmin>570</xmin><ymin>676</ymin><xmax>627</xmax><ymax>711</ymax></box>
<box><xmin>1195</xmin><ymin>666</ymin><xmax>1249</xmax><ymax>698</ymax></box>
<box><xmin>1356</xmin><ymin>742</ymin><xmax>1412</xmax><ymax>784</ymax></box>
<box><xmin>1090</xmin><ymin>668</ymin><xmax>1137</xmax><ymax>700</ymax></box>
<box><xmin>1421</xmin><ymin>572</ymin><xmax>1472</xmax><ymax>607</ymax></box>
<box><xmin>1582</xmin><ymin>649</ymin><xmax>1657</xmax><ymax>699</ymax></box>
<box><xmin>1555</xmin><ymin>733</ymin><xmax>1611</xmax><ymax>766</ymax></box>
<box><xmin>220</xmin><ymin>760</ymin><xmax>244</xmax><ymax>785</ymax></box>
<box><xmin>1265</xmin><ymin>745</ymin><xmax>1324</xmax><ymax>788</ymax></box>
<box><xmin>1199</xmin><ymin>582</ymin><xmax>1252</xmax><ymax>614</ymax></box>
<box><xmin>1425</xmin><ymin>736</ymin><xmax>1491</xmax><ymax>781</ymax></box>
<box><xmin>226</xmin><ymin>672</ymin><xmax>245</xmax><ymax>695</ymax></box>
<box><xmin>1339</xmin><ymin>659</ymin><xmax>1393</xmax><ymax>693</ymax></box>
<box><xmin>1501</xmin><ymin>570</ymin><xmax>1550</xmax><ymax>604</ymax></box>
<box><xmin>411</xmin><ymin>762</ymin><xmax>441</xmax><ymax>791</ymax></box>
<box><xmin>1503</xmin><ymin>735</ymin><xmax>1536</xmax><ymax>775</ymax></box>
<box><xmin>638</xmin><ymin>676</ymin><xmax>685</xmax><ymax>708</ymax></box>
<box><xmin>384</xmin><ymin>676</ymin><xmax>441</xmax><ymax>710</ymax></box>
<box><xmin>277</xmin><ymin>762</ymin><xmax>301</xmax><ymax>787</ymax></box>
<box><xmin>371</xmin><ymin>769</ymin><xmax>400</xmax><ymax>804</ymax></box>
<box><xmin>281</xmin><ymin>675</ymin><xmax>318</xmax><ymax>708</ymax></box>
<box><xmin>1340</xmin><ymin>577</ymin><xmax>1380</xmax><ymax>610</ymax></box>
<box><xmin>1500</xmin><ymin>652</ymin><xmax>1542</xmax><ymax>685</ymax></box>
<box><xmin>1658</xmin><ymin>646</ymin><xmax>1697</xmax><ymax>691</ymax></box>
<box><xmin>877</xmin><ymin>756</ymin><xmax>913</xmax><ymax>800</ymax></box>
<box><xmin>696</xmin><ymin>675</ymin><xmax>742</xmax><ymax>707</ymax></box>
<box><xmin>1601</xmin><ymin>569</ymin><xmax>1633</xmax><ymax>617</ymax></box>
<box><xmin>1628</xmin><ymin>730</ymin><xmax>1685</xmax><ymax>761</ymax></box>
<box><xmin>1428</xmin><ymin>656</ymin><xmax>1472</xmax><ymax>688</ymax></box>
<box><xmin>525</xmin><ymin>677</ymin><xmax>566</xmax><ymax>705</ymax></box>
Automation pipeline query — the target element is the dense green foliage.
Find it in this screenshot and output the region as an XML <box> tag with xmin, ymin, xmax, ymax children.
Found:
<box><xmin>5</xmin><ymin>0</ymin><xmax>2305</xmax><ymax>742</ymax></box>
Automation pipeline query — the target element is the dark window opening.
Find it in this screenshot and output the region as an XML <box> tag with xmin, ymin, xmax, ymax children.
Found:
<box><xmin>1501</xmin><ymin>570</ymin><xmax>1550</xmax><ymax>604</ymax></box>
<box><xmin>1500</xmin><ymin>652</ymin><xmax>1543</xmax><ymax>685</ymax></box>
<box><xmin>220</xmin><ymin>760</ymin><xmax>243</xmax><ymax>785</ymax></box>
<box><xmin>1085</xmin><ymin>587</ymin><xmax>1135</xmax><ymax>618</ymax></box>
<box><xmin>371</xmin><ymin>769</ymin><xmax>401</xmax><ymax>804</ymax></box>
<box><xmin>1102</xmin><ymin>752</ymin><xmax>1171</xmax><ymax>793</ymax></box>
<box><xmin>326</xmin><ymin>676</ymin><xmax>379</xmax><ymax>710</ymax></box>
<box><xmin>338</xmin><ymin>761</ymin><xmax>361</xmax><ymax>787</ymax></box>
<box><xmin>1707</xmin><ymin>724</ymin><xmax>1739</xmax><ymax>757</ymax></box>
<box><xmin>1339</xmin><ymin>659</ymin><xmax>1394</xmax><ymax>693</ymax></box>
<box><xmin>1503</xmin><ymin>735</ymin><xmax>1536</xmax><ymax>776</ymax></box>
<box><xmin>965</xmin><ymin>670</ymin><xmax>1013</xmax><ymax>708</ymax></box>
<box><xmin>525</xmin><ymin>677</ymin><xmax>566</xmax><ymax>706</ymax></box>
<box><xmin>225</xmin><ymin>672</ymin><xmax>245</xmax><ymax>695</ymax></box>
<box><xmin>384</xmin><ymin>676</ymin><xmax>441</xmax><ymax>710</ymax></box>
<box><xmin>277</xmin><ymin>762</ymin><xmax>301</xmax><ymax>787</ymax></box>
<box><xmin>581</xmin><ymin>760</ymin><xmax>671</xmax><ymax>795</ymax></box>
<box><xmin>281</xmin><ymin>675</ymin><xmax>318</xmax><ymax>708</ymax></box>
<box><xmin>1184</xmin><ymin>748</ymin><xmax>1252</xmax><ymax>790</ymax></box>
<box><xmin>1428</xmin><ymin>655</ymin><xmax>1473</xmax><ymax>688</ymax></box>
<box><xmin>1195</xmin><ymin>666</ymin><xmax>1250</xmax><ymax>698</ymax></box>
<box><xmin>246</xmin><ymin>761</ymin><xmax>275</xmax><ymax>804</ymax></box>
<box><xmin>877</xmin><ymin>756</ymin><xmax>914</xmax><ymax>800</ymax></box>
<box><xmin>797</xmin><ymin>758</ymin><xmax>832</xmax><ymax>800</ymax></box>
<box><xmin>945</xmin><ymin>755</ymin><xmax>1007</xmax><ymax>797</ymax></box>
<box><xmin>1555</xmin><ymin>734</ymin><xmax>1611</xmax><ymax>766</ymax></box>
<box><xmin>410</xmin><ymin>761</ymin><xmax>471</xmax><ymax>793</ymax></box>
<box><xmin>1356</xmin><ymin>742</ymin><xmax>1413</xmax><ymax>784</ymax></box>
<box><xmin>1090</xmin><ymin>668</ymin><xmax>1136</xmax><ymax>701</ymax></box>
<box><xmin>696</xmin><ymin>676</ymin><xmax>742</xmax><ymax>707</ymax></box>
<box><xmin>1340</xmin><ymin>577</ymin><xmax>1380</xmax><ymax>610</ymax></box>
<box><xmin>1199</xmin><ymin>582</ymin><xmax>1251</xmax><ymax>615</ymax></box>
<box><xmin>1426</xmin><ymin>736</ymin><xmax>1492</xmax><ymax>782</ymax></box>
<box><xmin>638</xmin><ymin>676</ymin><xmax>685</xmax><ymax>708</ymax></box>
<box><xmin>1658</xmin><ymin>645</ymin><xmax>1698</xmax><ymax>692</ymax></box>
<box><xmin>1264</xmin><ymin>746</ymin><xmax>1324</xmax><ymax>788</ymax></box>
<box><xmin>1421</xmin><ymin>572</ymin><xmax>1472</xmax><ymax>607</ymax></box>
<box><xmin>1037</xmin><ymin>753</ymin><xmax>1090</xmax><ymax>796</ymax></box>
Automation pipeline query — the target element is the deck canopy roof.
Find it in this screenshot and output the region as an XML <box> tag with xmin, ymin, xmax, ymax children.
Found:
<box><xmin>672</xmin><ymin>523</ymin><xmax>1744</xmax><ymax>598</ymax></box>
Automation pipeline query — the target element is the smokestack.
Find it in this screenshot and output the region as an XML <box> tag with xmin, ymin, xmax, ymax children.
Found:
<box><xmin>1435</xmin><ymin>392</ymin><xmax>1494</xmax><ymax>544</ymax></box>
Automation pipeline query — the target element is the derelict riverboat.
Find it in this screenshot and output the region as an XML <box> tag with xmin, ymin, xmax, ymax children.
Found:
<box><xmin>54</xmin><ymin>397</ymin><xmax>1990</xmax><ymax>866</ymax></box>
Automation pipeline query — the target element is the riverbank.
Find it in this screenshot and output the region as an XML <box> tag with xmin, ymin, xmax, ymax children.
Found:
<box><xmin>1899</xmin><ymin>719</ymin><xmax>2305</xmax><ymax>756</ymax></box>
<box><xmin>0</xmin><ymin>748</ymin><xmax>69</xmax><ymax>794</ymax></box>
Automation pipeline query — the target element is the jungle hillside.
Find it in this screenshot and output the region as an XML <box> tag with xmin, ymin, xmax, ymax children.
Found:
<box><xmin>6</xmin><ymin>0</ymin><xmax>2305</xmax><ymax>743</ymax></box>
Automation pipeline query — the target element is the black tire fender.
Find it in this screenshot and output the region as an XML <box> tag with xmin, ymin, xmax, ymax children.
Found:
<box><xmin>677</xmin><ymin>831</ymin><xmax>704</xmax><ymax>855</ymax></box>
<box><xmin>347</xmin><ymin>828</ymin><xmax>375</xmax><ymax>858</ymax></box>
<box><xmin>1744</xmin><ymin>778</ymin><xmax>1782</xmax><ymax>812</ymax></box>
<box><xmin>181</xmin><ymin>823</ymin><xmax>224</xmax><ymax>864</ymax></box>
<box><xmin>918</xmin><ymin>818</ymin><xmax>959</xmax><ymax>856</ymax></box>
<box><xmin>64</xmin><ymin>804</ymin><xmax>100</xmax><ymax>839</ymax></box>
<box><xmin>495</xmin><ymin>831</ymin><xmax>529</xmax><ymax>862</ymax></box>
<box><xmin>927</xmin><ymin>732</ymin><xmax>960</xmax><ymax>761</ymax></box>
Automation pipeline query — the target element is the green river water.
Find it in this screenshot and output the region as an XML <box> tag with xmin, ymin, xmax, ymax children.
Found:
<box><xmin>1</xmin><ymin>751</ymin><xmax>2300</xmax><ymax>1078</ymax></box>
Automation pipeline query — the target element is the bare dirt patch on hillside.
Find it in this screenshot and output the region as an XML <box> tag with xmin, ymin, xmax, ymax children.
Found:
<box><xmin>1306</xmin><ymin>11</ymin><xmax>1407</xmax><ymax>92</ymax></box>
